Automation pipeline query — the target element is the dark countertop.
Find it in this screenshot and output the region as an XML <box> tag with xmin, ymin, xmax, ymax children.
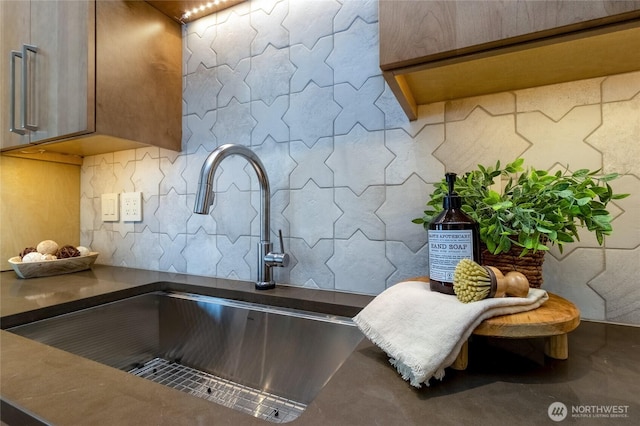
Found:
<box><xmin>1</xmin><ymin>266</ymin><xmax>639</xmax><ymax>425</ymax></box>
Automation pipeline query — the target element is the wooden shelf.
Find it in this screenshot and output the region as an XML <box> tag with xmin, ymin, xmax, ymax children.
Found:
<box><xmin>380</xmin><ymin>1</ymin><xmax>640</xmax><ymax>121</ymax></box>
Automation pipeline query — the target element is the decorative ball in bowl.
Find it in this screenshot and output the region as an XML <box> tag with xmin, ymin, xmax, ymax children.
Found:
<box><xmin>9</xmin><ymin>240</ymin><xmax>99</xmax><ymax>279</ymax></box>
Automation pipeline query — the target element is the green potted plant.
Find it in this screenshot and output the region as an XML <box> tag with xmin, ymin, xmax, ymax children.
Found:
<box><xmin>413</xmin><ymin>158</ymin><xmax>628</xmax><ymax>287</ymax></box>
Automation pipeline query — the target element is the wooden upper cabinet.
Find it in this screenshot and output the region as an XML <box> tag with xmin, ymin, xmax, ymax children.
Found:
<box><xmin>1</xmin><ymin>0</ymin><xmax>91</xmax><ymax>150</ymax></box>
<box><xmin>1</xmin><ymin>0</ymin><xmax>181</xmax><ymax>156</ymax></box>
<box><xmin>380</xmin><ymin>0</ymin><xmax>640</xmax><ymax>120</ymax></box>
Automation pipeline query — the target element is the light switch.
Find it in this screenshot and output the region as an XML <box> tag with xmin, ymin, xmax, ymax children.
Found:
<box><xmin>101</xmin><ymin>193</ymin><xmax>119</xmax><ymax>222</ymax></box>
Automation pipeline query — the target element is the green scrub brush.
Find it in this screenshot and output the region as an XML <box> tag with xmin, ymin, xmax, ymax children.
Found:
<box><xmin>453</xmin><ymin>258</ymin><xmax>530</xmax><ymax>303</ymax></box>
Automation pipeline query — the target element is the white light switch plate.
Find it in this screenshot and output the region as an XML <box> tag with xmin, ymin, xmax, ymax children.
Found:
<box><xmin>101</xmin><ymin>193</ymin><xmax>119</xmax><ymax>222</ymax></box>
<box><xmin>121</xmin><ymin>192</ymin><xmax>143</xmax><ymax>222</ymax></box>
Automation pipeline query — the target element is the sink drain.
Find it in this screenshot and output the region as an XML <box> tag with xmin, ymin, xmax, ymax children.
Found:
<box><xmin>128</xmin><ymin>358</ymin><xmax>306</xmax><ymax>423</ymax></box>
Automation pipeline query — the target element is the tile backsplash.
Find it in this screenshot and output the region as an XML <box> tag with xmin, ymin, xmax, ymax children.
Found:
<box><xmin>81</xmin><ymin>0</ymin><xmax>639</xmax><ymax>325</ymax></box>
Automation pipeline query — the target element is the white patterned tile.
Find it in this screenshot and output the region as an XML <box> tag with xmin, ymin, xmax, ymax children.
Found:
<box><xmin>586</xmin><ymin>94</ymin><xmax>640</xmax><ymax>176</ymax></box>
<box><xmin>289</xmin><ymin>137</ymin><xmax>333</xmax><ymax>189</ymax></box>
<box><xmin>160</xmin><ymin>155</ymin><xmax>187</xmax><ymax>196</ymax></box>
<box><xmin>215</xmin><ymin>154</ymin><xmax>254</xmax><ymax>192</ymax></box>
<box><xmin>327</xmin><ymin>18</ymin><xmax>379</xmax><ymax>89</ymax></box>
<box><xmin>111</xmin><ymin>159</ymin><xmax>135</xmax><ymax>193</ymax></box>
<box><xmin>91</xmin><ymin>197</ymin><xmax>102</xmax><ymax>231</ymax></box>
<box><xmin>543</xmin><ymin>248</ymin><xmax>605</xmax><ymax>321</ymax></box>
<box><xmin>159</xmin><ymin>233</ymin><xmax>187</xmax><ymax>273</ymax></box>
<box><xmin>385</xmin><ymin>241</ymin><xmax>429</xmax><ymax>286</ymax></box>
<box><xmin>246</xmin><ymin>45</ymin><xmax>295</xmax><ymax>105</ymax></box>
<box><xmin>156</xmin><ymin>189</ymin><xmax>191</xmax><ymax>240</ymax></box>
<box><xmin>186</xmin><ymin>193</ymin><xmax>217</xmax><ymax>235</ymax></box>
<box><xmin>290</xmin><ymin>37</ymin><xmax>334</xmax><ymax>92</ymax></box>
<box><xmin>590</xmin><ymin>248</ymin><xmax>640</xmax><ymax>324</ymax></box>
<box><xmin>334</xmin><ymin>186</ymin><xmax>385</xmax><ymax>240</ymax></box>
<box><xmin>377</xmin><ymin>174</ymin><xmax>431</xmax><ymax>253</ymax></box>
<box><xmin>283</xmin><ymin>0</ymin><xmax>340</xmax><ymax>49</ymax></box>
<box><xmin>185</xmin><ymin>24</ymin><xmax>216</xmax><ymax>75</ymax></box>
<box><xmin>334</xmin><ymin>0</ymin><xmax>378</xmax><ymax>31</ymax></box>
<box><xmin>334</xmin><ymin>76</ymin><xmax>385</xmax><ymax>134</ymax></box>
<box><xmin>211</xmin><ymin>184</ymin><xmax>257</xmax><ymax>243</ymax></box>
<box><xmin>134</xmin><ymin>195</ymin><xmax>160</xmax><ymax>234</ymax></box>
<box><xmin>132</xmin><ymin>153</ymin><xmax>163</xmax><ymax>201</ymax></box>
<box><xmin>284</xmin><ymin>83</ymin><xmax>341</xmax><ymax>146</ymax></box>
<box><xmin>328</xmin><ymin>231</ymin><xmax>395</xmax><ymax>294</ymax></box>
<box><xmin>184</xmin><ymin>112</ymin><xmax>217</xmax><ymax>155</ymax></box>
<box><xmin>217</xmin><ymin>59</ymin><xmax>251</xmax><ymax>107</ymax></box>
<box><xmin>254</xmin><ymin>137</ymin><xmax>295</xmax><ymax>193</ymax></box>
<box><xmin>184</xmin><ymin>227</ymin><xmax>220</xmax><ymax>277</ymax></box>
<box><xmin>327</xmin><ymin>125</ymin><xmax>392</xmax><ymax>195</ymax></box>
<box><xmin>212</xmin><ymin>99</ymin><xmax>256</xmax><ymax>146</ymax></box>
<box><xmin>269</xmin><ymin>189</ymin><xmax>290</xmax><ymax>241</ymax></box>
<box><xmin>377</xmin><ymin>84</ymin><xmax>445</xmax><ymax>134</ymax></box>
<box><xmin>161</xmin><ymin>146</ymin><xmax>181</xmax><ymax>164</ymax></box>
<box><xmin>445</xmin><ymin>92</ymin><xmax>516</xmax><ymax>122</ymax></box>
<box><xmin>186</xmin><ymin>12</ymin><xmax>216</xmax><ymax>37</ymax></box>
<box><xmin>135</xmin><ymin>147</ymin><xmax>160</xmax><ymax>161</ymax></box>
<box><xmin>80</xmin><ymin>195</ymin><xmax>95</xmax><ymax>237</ymax></box>
<box><xmin>91</xmin><ymin>227</ymin><xmax>115</xmax><ymax>266</ymax></box>
<box><xmin>251</xmin><ymin>0</ymin><xmax>283</xmax><ymax>14</ymax></box>
<box><xmin>184</xmin><ymin>65</ymin><xmax>221</xmax><ymax>118</ymax></box>
<box><xmin>600</xmin><ymin>175</ymin><xmax>640</xmax><ymax>250</ymax></box>
<box><xmin>113</xmin><ymin>149</ymin><xmax>136</xmax><ymax>169</ymax></box>
<box><xmin>517</xmin><ymin>105</ymin><xmax>602</xmax><ymax>171</ymax></box>
<box><xmin>217</xmin><ymin>235</ymin><xmax>252</xmax><ymax>280</ymax></box>
<box><xmin>112</xmin><ymin>232</ymin><xmax>135</xmax><ymax>267</ymax></box>
<box><xmin>211</xmin><ymin>10</ymin><xmax>255</xmax><ymax>69</ymax></box>
<box><xmin>182</xmin><ymin>115</ymin><xmax>192</xmax><ymax>154</ymax></box>
<box><xmin>90</xmin><ymin>157</ymin><xmax>115</xmax><ymax>196</ymax></box>
<box><xmin>516</xmin><ymin>78</ymin><xmax>602</xmax><ymax>120</ymax></box>
<box><xmin>601</xmin><ymin>71</ymin><xmax>640</xmax><ymax>103</ymax></box>
<box><xmin>112</xmin><ymin>219</ymin><xmax>134</xmax><ymax>240</ymax></box>
<box><xmin>435</xmin><ymin>108</ymin><xmax>529</xmax><ymax>174</ymax></box>
<box><xmin>251</xmin><ymin>0</ymin><xmax>288</xmax><ymax>55</ymax></box>
<box><xmin>376</xmin><ymin>82</ymin><xmax>411</xmax><ymax>130</ymax></box>
<box><xmin>283</xmin><ymin>180</ymin><xmax>341</xmax><ymax>247</ymax></box>
<box><xmin>251</xmin><ymin>96</ymin><xmax>290</xmax><ymax>144</ymax></box>
<box><xmin>385</xmin><ymin>124</ymin><xmax>445</xmax><ymax>185</ymax></box>
<box><xmin>133</xmin><ymin>227</ymin><xmax>163</xmax><ymax>270</ymax></box>
<box><xmin>289</xmin><ymin>238</ymin><xmax>335</xmax><ymax>290</ymax></box>
<box><xmin>81</xmin><ymin>159</ymin><xmax>94</xmax><ymax>199</ymax></box>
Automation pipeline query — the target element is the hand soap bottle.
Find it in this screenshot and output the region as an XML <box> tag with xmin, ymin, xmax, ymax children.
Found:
<box><xmin>428</xmin><ymin>172</ymin><xmax>481</xmax><ymax>294</ymax></box>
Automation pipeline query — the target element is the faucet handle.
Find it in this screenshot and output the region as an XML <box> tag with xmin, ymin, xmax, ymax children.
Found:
<box><xmin>278</xmin><ymin>229</ymin><xmax>285</xmax><ymax>254</ymax></box>
<box><xmin>265</xmin><ymin>229</ymin><xmax>289</xmax><ymax>268</ymax></box>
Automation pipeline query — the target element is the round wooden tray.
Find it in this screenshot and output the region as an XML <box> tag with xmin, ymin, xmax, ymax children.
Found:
<box><xmin>453</xmin><ymin>292</ymin><xmax>580</xmax><ymax>370</ymax></box>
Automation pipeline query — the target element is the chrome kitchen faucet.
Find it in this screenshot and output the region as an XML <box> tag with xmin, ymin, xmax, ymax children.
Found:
<box><xmin>194</xmin><ymin>144</ymin><xmax>289</xmax><ymax>290</ymax></box>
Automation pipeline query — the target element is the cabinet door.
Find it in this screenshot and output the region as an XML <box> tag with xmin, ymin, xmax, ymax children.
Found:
<box><xmin>1</xmin><ymin>0</ymin><xmax>31</xmax><ymax>149</ymax></box>
<box><xmin>29</xmin><ymin>0</ymin><xmax>93</xmax><ymax>144</ymax></box>
<box><xmin>1</xmin><ymin>0</ymin><xmax>93</xmax><ymax>150</ymax></box>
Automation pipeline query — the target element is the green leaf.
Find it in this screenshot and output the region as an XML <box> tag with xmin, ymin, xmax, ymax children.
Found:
<box><xmin>601</xmin><ymin>173</ymin><xmax>620</xmax><ymax>182</ymax></box>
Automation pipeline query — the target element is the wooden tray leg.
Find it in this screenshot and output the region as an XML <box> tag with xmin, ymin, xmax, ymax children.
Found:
<box><xmin>451</xmin><ymin>340</ymin><xmax>469</xmax><ymax>370</ymax></box>
<box><xmin>545</xmin><ymin>333</ymin><xmax>568</xmax><ymax>359</ymax></box>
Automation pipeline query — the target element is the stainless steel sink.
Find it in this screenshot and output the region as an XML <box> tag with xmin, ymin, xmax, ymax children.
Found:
<box><xmin>8</xmin><ymin>291</ymin><xmax>364</xmax><ymax>423</ymax></box>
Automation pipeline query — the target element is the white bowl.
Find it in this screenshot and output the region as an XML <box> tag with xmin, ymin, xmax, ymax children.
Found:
<box><xmin>8</xmin><ymin>252</ymin><xmax>99</xmax><ymax>279</ymax></box>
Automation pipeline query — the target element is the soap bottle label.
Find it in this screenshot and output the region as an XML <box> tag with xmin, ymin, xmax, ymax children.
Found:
<box><xmin>428</xmin><ymin>230</ymin><xmax>474</xmax><ymax>282</ymax></box>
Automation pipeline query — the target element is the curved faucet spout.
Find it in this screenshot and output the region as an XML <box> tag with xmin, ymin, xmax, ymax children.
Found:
<box><xmin>194</xmin><ymin>144</ymin><xmax>287</xmax><ymax>290</ymax></box>
<box><xmin>194</xmin><ymin>144</ymin><xmax>270</xmax><ymax>239</ymax></box>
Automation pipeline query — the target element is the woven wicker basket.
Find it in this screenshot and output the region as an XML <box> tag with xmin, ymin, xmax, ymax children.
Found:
<box><xmin>480</xmin><ymin>243</ymin><xmax>546</xmax><ymax>288</ymax></box>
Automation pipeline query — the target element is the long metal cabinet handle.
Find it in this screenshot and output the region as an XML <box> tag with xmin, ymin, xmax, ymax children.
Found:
<box><xmin>21</xmin><ymin>44</ymin><xmax>38</xmax><ymax>131</ymax></box>
<box><xmin>9</xmin><ymin>50</ymin><xmax>26</xmax><ymax>135</ymax></box>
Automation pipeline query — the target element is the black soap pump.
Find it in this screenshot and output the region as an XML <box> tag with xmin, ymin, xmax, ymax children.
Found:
<box><xmin>428</xmin><ymin>172</ymin><xmax>481</xmax><ymax>294</ymax></box>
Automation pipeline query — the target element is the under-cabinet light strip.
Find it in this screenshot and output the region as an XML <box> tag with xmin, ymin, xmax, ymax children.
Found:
<box><xmin>182</xmin><ymin>0</ymin><xmax>229</xmax><ymax>21</ymax></box>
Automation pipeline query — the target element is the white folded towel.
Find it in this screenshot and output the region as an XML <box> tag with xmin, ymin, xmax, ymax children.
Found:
<box><xmin>353</xmin><ymin>280</ymin><xmax>549</xmax><ymax>387</ymax></box>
